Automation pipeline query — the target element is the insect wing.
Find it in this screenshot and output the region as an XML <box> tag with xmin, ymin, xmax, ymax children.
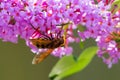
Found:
<box><xmin>32</xmin><ymin>49</ymin><xmax>53</xmax><ymax>64</ymax></box>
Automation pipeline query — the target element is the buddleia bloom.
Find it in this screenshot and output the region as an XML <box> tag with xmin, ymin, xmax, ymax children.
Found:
<box><xmin>0</xmin><ymin>0</ymin><xmax>120</xmax><ymax>67</ymax></box>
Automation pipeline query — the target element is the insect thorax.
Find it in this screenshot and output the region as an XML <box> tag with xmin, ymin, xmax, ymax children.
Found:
<box><xmin>51</xmin><ymin>38</ymin><xmax>64</xmax><ymax>48</ymax></box>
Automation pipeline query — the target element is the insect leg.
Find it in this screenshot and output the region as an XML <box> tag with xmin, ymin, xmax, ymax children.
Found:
<box><xmin>29</xmin><ymin>22</ymin><xmax>52</xmax><ymax>40</ymax></box>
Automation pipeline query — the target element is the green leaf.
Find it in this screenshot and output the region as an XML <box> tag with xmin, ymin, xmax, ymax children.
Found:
<box><xmin>79</xmin><ymin>41</ymin><xmax>85</xmax><ymax>49</ymax></box>
<box><xmin>49</xmin><ymin>46</ymin><xmax>98</xmax><ymax>80</ymax></box>
<box><xmin>110</xmin><ymin>0</ymin><xmax>120</xmax><ymax>14</ymax></box>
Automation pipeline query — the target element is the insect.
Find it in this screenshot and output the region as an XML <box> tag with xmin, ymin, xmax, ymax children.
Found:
<box><xmin>29</xmin><ymin>24</ymin><xmax>65</xmax><ymax>64</ymax></box>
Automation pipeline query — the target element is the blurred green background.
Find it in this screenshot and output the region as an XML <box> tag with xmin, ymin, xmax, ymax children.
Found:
<box><xmin>0</xmin><ymin>39</ymin><xmax>120</xmax><ymax>80</ymax></box>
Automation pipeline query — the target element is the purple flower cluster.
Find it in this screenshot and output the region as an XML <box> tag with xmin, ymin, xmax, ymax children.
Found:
<box><xmin>0</xmin><ymin>0</ymin><xmax>120</xmax><ymax>67</ymax></box>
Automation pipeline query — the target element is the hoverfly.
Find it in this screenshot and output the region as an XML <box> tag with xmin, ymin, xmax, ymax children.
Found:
<box><xmin>29</xmin><ymin>24</ymin><xmax>65</xmax><ymax>64</ymax></box>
